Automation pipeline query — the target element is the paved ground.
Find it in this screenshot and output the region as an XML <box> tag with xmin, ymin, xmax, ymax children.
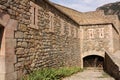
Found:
<box><xmin>63</xmin><ymin>68</ymin><xmax>115</xmax><ymax>80</ymax></box>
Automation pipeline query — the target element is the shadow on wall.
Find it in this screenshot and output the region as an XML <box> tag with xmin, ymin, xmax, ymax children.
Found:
<box><xmin>104</xmin><ymin>52</ymin><xmax>120</xmax><ymax>80</ymax></box>
<box><xmin>0</xmin><ymin>25</ymin><xmax>4</xmax><ymax>49</ymax></box>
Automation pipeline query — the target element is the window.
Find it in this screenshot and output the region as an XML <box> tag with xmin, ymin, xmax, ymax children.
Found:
<box><xmin>30</xmin><ymin>1</ymin><xmax>39</xmax><ymax>29</ymax></box>
<box><xmin>68</xmin><ymin>24</ymin><xmax>71</xmax><ymax>36</ymax></box>
<box><xmin>88</xmin><ymin>29</ymin><xmax>94</xmax><ymax>39</ymax></box>
<box><xmin>60</xmin><ymin>19</ymin><xmax>64</xmax><ymax>35</ymax></box>
<box><xmin>99</xmin><ymin>28</ymin><xmax>104</xmax><ymax>38</ymax></box>
<box><xmin>74</xmin><ymin>27</ymin><xmax>76</xmax><ymax>38</ymax></box>
<box><xmin>49</xmin><ymin>12</ymin><xmax>54</xmax><ymax>32</ymax></box>
<box><xmin>71</xmin><ymin>26</ymin><xmax>74</xmax><ymax>36</ymax></box>
<box><xmin>76</xmin><ymin>28</ymin><xmax>78</xmax><ymax>38</ymax></box>
<box><xmin>79</xmin><ymin>29</ymin><xmax>82</xmax><ymax>39</ymax></box>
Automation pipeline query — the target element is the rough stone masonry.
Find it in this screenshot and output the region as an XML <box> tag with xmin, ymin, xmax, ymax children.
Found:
<box><xmin>0</xmin><ymin>0</ymin><xmax>120</xmax><ymax>80</ymax></box>
<box><xmin>0</xmin><ymin>0</ymin><xmax>80</xmax><ymax>80</ymax></box>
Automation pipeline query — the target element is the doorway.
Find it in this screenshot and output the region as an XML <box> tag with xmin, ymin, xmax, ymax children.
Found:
<box><xmin>0</xmin><ymin>25</ymin><xmax>4</xmax><ymax>49</ymax></box>
<box><xmin>83</xmin><ymin>55</ymin><xmax>104</xmax><ymax>68</ymax></box>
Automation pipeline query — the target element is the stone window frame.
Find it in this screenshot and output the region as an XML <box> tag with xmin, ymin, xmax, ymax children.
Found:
<box><xmin>76</xmin><ymin>28</ymin><xmax>78</xmax><ymax>38</ymax></box>
<box><xmin>30</xmin><ymin>1</ymin><xmax>39</xmax><ymax>29</ymax></box>
<box><xmin>88</xmin><ymin>29</ymin><xmax>94</xmax><ymax>39</ymax></box>
<box><xmin>73</xmin><ymin>26</ymin><xmax>77</xmax><ymax>38</ymax></box>
<box><xmin>99</xmin><ymin>28</ymin><xmax>104</xmax><ymax>38</ymax></box>
<box><xmin>68</xmin><ymin>23</ymin><xmax>71</xmax><ymax>37</ymax></box>
<box><xmin>60</xmin><ymin>19</ymin><xmax>65</xmax><ymax>35</ymax></box>
<box><xmin>79</xmin><ymin>29</ymin><xmax>83</xmax><ymax>39</ymax></box>
<box><xmin>71</xmin><ymin>25</ymin><xmax>74</xmax><ymax>37</ymax></box>
<box><xmin>64</xmin><ymin>22</ymin><xmax>68</xmax><ymax>35</ymax></box>
<box><xmin>49</xmin><ymin>12</ymin><xmax>54</xmax><ymax>32</ymax></box>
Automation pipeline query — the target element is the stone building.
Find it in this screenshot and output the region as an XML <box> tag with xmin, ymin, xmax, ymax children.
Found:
<box><xmin>0</xmin><ymin>0</ymin><xmax>120</xmax><ymax>80</ymax></box>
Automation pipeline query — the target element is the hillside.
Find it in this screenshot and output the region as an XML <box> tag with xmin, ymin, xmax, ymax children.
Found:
<box><xmin>97</xmin><ymin>2</ymin><xmax>120</xmax><ymax>20</ymax></box>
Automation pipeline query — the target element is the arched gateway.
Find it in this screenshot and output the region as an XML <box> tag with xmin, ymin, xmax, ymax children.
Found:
<box><xmin>0</xmin><ymin>10</ymin><xmax>18</xmax><ymax>80</ymax></box>
<box><xmin>83</xmin><ymin>55</ymin><xmax>104</xmax><ymax>68</ymax></box>
<box><xmin>81</xmin><ymin>51</ymin><xmax>105</xmax><ymax>68</ymax></box>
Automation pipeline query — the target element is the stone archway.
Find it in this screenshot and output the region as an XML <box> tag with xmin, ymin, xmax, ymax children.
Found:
<box><xmin>0</xmin><ymin>10</ymin><xmax>18</xmax><ymax>80</ymax></box>
<box><xmin>80</xmin><ymin>51</ymin><xmax>105</xmax><ymax>68</ymax></box>
<box><xmin>83</xmin><ymin>55</ymin><xmax>104</xmax><ymax>68</ymax></box>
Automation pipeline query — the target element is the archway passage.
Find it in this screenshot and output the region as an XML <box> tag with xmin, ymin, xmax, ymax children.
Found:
<box><xmin>83</xmin><ymin>55</ymin><xmax>104</xmax><ymax>68</ymax></box>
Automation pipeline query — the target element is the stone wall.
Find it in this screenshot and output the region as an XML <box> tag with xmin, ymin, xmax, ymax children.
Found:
<box><xmin>0</xmin><ymin>0</ymin><xmax>120</xmax><ymax>80</ymax></box>
<box><xmin>112</xmin><ymin>25</ymin><xmax>120</xmax><ymax>53</ymax></box>
<box><xmin>104</xmin><ymin>52</ymin><xmax>120</xmax><ymax>80</ymax></box>
<box><xmin>0</xmin><ymin>0</ymin><xmax>80</xmax><ymax>79</ymax></box>
<box><xmin>80</xmin><ymin>24</ymin><xmax>113</xmax><ymax>57</ymax></box>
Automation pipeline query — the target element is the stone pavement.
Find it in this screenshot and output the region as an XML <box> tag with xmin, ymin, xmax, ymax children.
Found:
<box><xmin>63</xmin><ymin>68</ymin><xmax>115</xmax><ymax>80</ymax></box>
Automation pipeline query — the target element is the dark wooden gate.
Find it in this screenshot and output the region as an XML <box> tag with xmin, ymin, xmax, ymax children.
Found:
<box><xmin>83</xmin><ymin>55</ymin><xmax>104</xmax><ymax>68</ymax></box>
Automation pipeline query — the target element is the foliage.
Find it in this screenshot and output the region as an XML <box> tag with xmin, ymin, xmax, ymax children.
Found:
<box><xmin>22</xmin><ymin>67</ymin><xmax>83</xmax><ymax>80</ymax></box>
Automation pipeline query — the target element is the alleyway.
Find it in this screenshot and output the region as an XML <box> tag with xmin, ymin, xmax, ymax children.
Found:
<box><xmin>63</xmin><ymin>68</ymin><xmax>115</xmax><ymax>80</ymax></box>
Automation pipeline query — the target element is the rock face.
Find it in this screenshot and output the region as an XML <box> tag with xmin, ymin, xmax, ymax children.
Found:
<box><xmin>97</xmin><ymin>2</ymin><xmax>120</xmax><ymax>20</ymax></box>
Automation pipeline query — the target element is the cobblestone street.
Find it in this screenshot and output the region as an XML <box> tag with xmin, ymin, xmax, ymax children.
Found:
<box><xmin>63</xmin><ymin>68</ymin><xmax>115</xmax><ymax>80</ymax></box>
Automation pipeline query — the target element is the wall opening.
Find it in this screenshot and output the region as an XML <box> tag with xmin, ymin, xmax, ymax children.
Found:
<box><xmin>0</xmin><ymin>25</ymin><xmax>4</xmax><ymax>49</ymax></box>
<box><xmin>83</xmin><ymin>55</ymin><xmax>104</xmax><ymax>68</ymax></box>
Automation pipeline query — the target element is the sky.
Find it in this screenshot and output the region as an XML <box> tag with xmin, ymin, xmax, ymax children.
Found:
<box><xmin>50</xmin><ymin>0</ymin><xmax>120</xmax><ymax>12</ymax></box>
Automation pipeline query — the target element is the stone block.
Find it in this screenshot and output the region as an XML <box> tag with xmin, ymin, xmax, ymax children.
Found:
<box><xmin>0</xmin><ymin>56</ymin><xmax>5</xmax><ymax>73</ymax></box>
<box><xmin>5</xmin><ymin>62</ymin><xmax>15</xmax><ymax>73</ymax></box>
<box><xmin>5</xmin><ymin>72</ymin><xmax>17</xmax><ymax>80</ymax></box>
<box><xmin>18</xmin><ymin>57</ymin><xmax>25</xmax><ymax>62</ymax></box>
<box><xmin>16</xmin><ymin>48</ymin><xmax>24</xmax><ymax>54</ymax></box>
<box><xmin>5</xmin><ymin>19</ymin><xmax>18</xmax><ymax>39</ymax></box>
<box><xmin>17</xmin><ymin>41</ymin><xmax>22</xmax><ymax>46</ymax></box>
<box><xmin>21</xmin><ymin>42</ymin><xmax>27</xmax><ymax>48</ymax></box>
<box><xmin>15</xmin><ymin>31</ymin><xmax>24</xmax><ymax>38</ymax></box>
<box><xmin>0</xmin><ymin>73</ymin><xmax>5</xmax><ymax>80</ymax></box>
<box><xmin>18</xmin><ymin>24</ymin><xmax>27</xmax><ymax>31</ymax></box>
<box><xmin>0</xmin><ymin>13</ymin><xmax>10</xmax><ymax>27</ymax></box>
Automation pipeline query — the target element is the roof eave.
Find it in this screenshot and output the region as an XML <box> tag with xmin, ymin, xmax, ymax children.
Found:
<box><xmin>43</xmin><ymin>0</ymin><xmax>80</xmax><ymax>27</ymax></box>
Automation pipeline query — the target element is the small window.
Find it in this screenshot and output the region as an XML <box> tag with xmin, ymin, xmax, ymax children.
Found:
<box><xmin>76</xmin><ymin>28</ymin><xmax>78</xmax><ymax>38</ymax></box>
<box><xmin>30</xmin><ymin>1</ymin><xmax>39</xmax><ymax>29</ymax></box>
<box><xmin>68</xmin><ymin>24</ymin><xmax>71</xmax><ymax>36</ymax></box>
<box><xmin>49</xmin><ymin>12</ymin><xmax>54</xmax><ymax>32</ymax></box>
<box><xmin>79</xmin><ymin>29</ymin><xmax>83</xmax><ymax>39</ymax></box>
<box><xmin>99</xmin><ymin>28</ymin><xmax>104</xmax><ymax>38</ymax></box>
<box><xmin>60</xmin><ymin>19</ymin><xmax>64</xmax><ymax>35</ymax></box>
<box><xmin>88</xmin><ymin>29</ymin><xmax>94</xmax><ymax>39</ymax></box>
<box><xmin>74</xmin><ymin>27</ymin><xmax>76</xmax><ymax>38</ymax></box>
<box><xmin>71</xmin><ymin>26</ymin><xmax>74</xmax><ymax>37</ymax></box>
